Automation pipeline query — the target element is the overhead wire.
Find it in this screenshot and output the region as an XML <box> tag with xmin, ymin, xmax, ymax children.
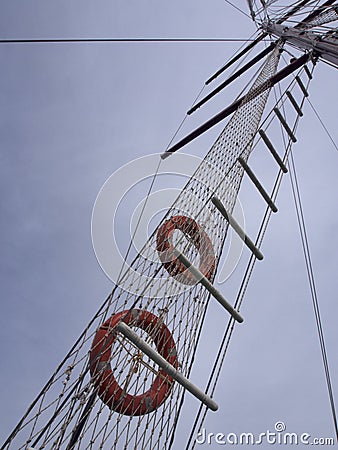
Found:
<box><xmin>0</xmin><ymin>37</ymin><xmax>262</xmax><ymax>44</ymax></box>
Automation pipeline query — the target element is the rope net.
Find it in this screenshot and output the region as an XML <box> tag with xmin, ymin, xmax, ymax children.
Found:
<box><xmin>301</xmin><ymin>4</ymin><xmax>338</xmax><ymax>29</ymax></box>
<box><xmin>3</xmin><ymin>46</ymin><xmax>282</xmax><ymax>450</ymax></box>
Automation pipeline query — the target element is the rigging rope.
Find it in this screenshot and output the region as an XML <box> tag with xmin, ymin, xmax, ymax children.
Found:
<box><xmin>273</xmin><ymin>56</ymin><xmax>338</xmax><ymax>442</ymax></box>
<box><xmin>223</xmin><ymin>0</ymin><xmax>252</xmax><ymax>20</ymax></box>
<box><xmin>289</xmin><ymin>152</ymin><xmax>338</xmax><ymax>442</ymax></box>
<box><xmin>185</xmin><ymin>59</ymin><xmax>317</xmax><ymax>450</ymax></box>
<box><xmin>306</xmin><ymin>97</ymin><xmax>338</xmax><ymax>152</ymax></box>
<box><xmin>0</xmin><ymin>38</ymin><xmax>261</xmax><ymax>44</ymax></box>
<box><xmin>288</xmin><ymin>150</ymin><xmax>338</xmax><ymax>443</ymax></box>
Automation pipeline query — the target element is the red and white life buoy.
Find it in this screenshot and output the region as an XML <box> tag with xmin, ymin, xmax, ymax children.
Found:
<box><xmin>90</xmin><ymin>309</ymin><xmax>178</xmax><ymax>416</ymax></box>
<box><xmin>156</xmin><ymin>215</ymin><xmax>215</xmax><ymax>285</ymax></box>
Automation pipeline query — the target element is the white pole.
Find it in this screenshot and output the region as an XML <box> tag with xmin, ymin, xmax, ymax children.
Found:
<box><xmin>173</xmin><ymin>249</ymin><xmax>244</xmax><ymax>323</ymax></box>
<box><xmin>116</xmin><ymin>322</ymin><xmax>219</xmax><ymax>411</ymax></box>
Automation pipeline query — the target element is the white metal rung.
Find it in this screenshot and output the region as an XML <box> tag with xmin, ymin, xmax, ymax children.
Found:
<box><xmin>304</xmin><ymin>64</ymin><xmax>313</xmax><ymax>80</ymax></box>
<box><xmin>274</xmin><ymin>107</ymin><xmax>297</xmax><ymax>143</ymax></box>
<box><xmin>211</xmin><ymin>196</ymin><xmax>264</xmax><ymax>261</ymax></box>
<box><xmin>286</xmin><ymin>90</ymin><xmax>303</xmax><ymax>117</ymax></box>
<box><xmin>172</xmin><ymin>248</ymin><xmax>244</xmax><ymax>323</ymax></box>
<box><xmin>259</xmin><ymin>129</ymin><xmax>288</xmax><ymax>173</ymax></box>
<box><xmin>238</xmin><ymin>157</ymin><xmax>278</xmax><ymax>213</ymax></box>
<box><xmin>116</xmin><ymin>321</ymin><xmax>219</xmax><ymax>411</ymax></box>
<box><xmin>295</xmin><ymin>75</ymin><xmax>309</xmax><ymax>97</ymax></box>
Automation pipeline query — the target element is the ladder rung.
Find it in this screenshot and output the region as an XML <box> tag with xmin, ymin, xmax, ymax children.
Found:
<box><xmin>304</xmin><ymin>64</ymin><xmax>313</xmax><ymax>80</ymax></box>
<box><xmin>238</xmin><ymin>157</ymin><xmax>278</xmax><ymax>213</ymax></box>
<box><xmin>172</xmin><ymin>249</ymin><xmax>244</xmax><ymax>323</ymax></box>
<box><xmin>286</xmin><ymin>90</ymin><xmax>303</xmax><ymax>117</ymax></box>
<box><xmin>259</xmin><ymin>129</ymin><xmax>288</xmax><ymax>173</ymax></box>
<box><xmin>295</xmin><ymin>75</ymin><xmax>309</xmax><ymax>97</ymax></box>
<box><xmin>274</xmin><ymin>107</ymin><xmax>297</xmax><ymax>143</ymax></box>
<box><xmin>116</xmin><ymin>321</ymin><xmax>219</xmax><ymax>411</ymax></box>
<box><xmin>211</xmin><ymin>196</ymin><xmax>264</xmax><ymax>261</ymax></box>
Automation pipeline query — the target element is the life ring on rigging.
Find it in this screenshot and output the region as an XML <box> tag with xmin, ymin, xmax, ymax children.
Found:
<box><xmin>90</xmin><ymin>309</ymin><xmax>178</xmax><ymax>416</ymax></box>
<box><xmin>156</xmin><ymin>215</ymin><xmax>216</xmax><ymax>285</ymax></box>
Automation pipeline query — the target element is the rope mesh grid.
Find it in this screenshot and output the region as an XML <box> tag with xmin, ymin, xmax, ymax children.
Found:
<box><xmin>302</xmin><ymin>4</ymin><xmax>338</xmax><ymax>28</ymax></box>
<box><xmin>4</xmin><ymin>45</ymin><xmax>282</xmax><ymax>450</ymax></box>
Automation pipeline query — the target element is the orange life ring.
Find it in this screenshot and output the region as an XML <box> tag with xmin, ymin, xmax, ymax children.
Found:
<box><xmin>156</xmin><ymin>215</ymin><xmax>215</xmax><ymax>285</ymax></box>
<box><xmin>90</xmin><ymin>309</ymin><xmax>178</xmax><ymax>416</ymax></box>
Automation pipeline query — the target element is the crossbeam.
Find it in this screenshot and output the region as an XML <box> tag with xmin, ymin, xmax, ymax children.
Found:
<box><xmin>161</xmin><ymin>53</ymin><xmax>309</xmax><ymax>159</ymax></box>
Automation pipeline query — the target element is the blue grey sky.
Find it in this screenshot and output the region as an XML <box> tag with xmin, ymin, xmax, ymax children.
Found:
<box><xmin>1</xmin><ymin>1</ymin><xmax>337</xmax><ymax>448</ymax></box>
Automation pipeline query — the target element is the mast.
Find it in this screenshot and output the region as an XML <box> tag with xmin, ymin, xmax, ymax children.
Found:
<box><xmin>263</xmin><ymin>1</ymin><xmax>338</xmax><ymax>67</ymax></box>
<box><xmin>263</xmin><ymin>24</ymin><xmax>338</xmax><ymax>67</ymax></box>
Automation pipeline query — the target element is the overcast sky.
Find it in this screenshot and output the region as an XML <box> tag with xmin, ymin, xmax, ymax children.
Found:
<box><xmin>1</xmin><ymin>1</ymin><xmax>338</xmax><ymax>448</ymax></box>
